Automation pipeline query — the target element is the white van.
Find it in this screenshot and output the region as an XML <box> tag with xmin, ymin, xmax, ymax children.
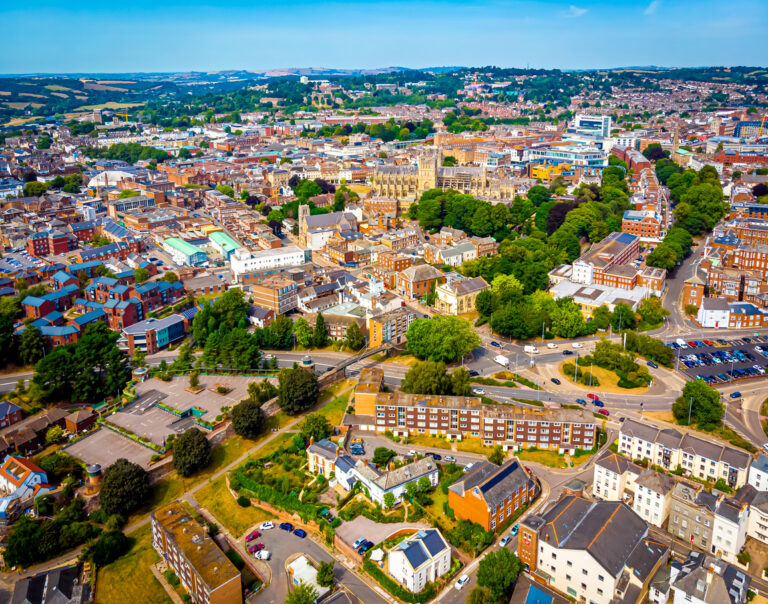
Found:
<box><xmin>572</xmin><ymin>342</ymin><xmax>583</xmax><ymax>349</ymax></box>
<box><xmin>523</xmin><ymin>345</ymin><xmax>539</xmax><ymax>354</ymax></box>
<box><xmin>547</xmin><ymin>343</ymin><xmax>558</xmax><ymax>349</ymax></box>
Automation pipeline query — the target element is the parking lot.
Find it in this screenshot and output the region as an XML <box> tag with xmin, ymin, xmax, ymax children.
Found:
<box><xmin>671</xmin><ymin>336</ymin><xmax>768</xmax><ymax>386</ymax></box>
<box><xmin>66</xmin><ymin>426</ymin><xmax>155</xmax><ymax>469</ymax></box>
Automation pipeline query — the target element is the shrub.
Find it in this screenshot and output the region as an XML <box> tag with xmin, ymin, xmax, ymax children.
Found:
<box><xmin>164</xmin><ymin>570</ymin><xmax>181</xmax><ymax>587</ymax></box>
<box><xmin>237</xmin><ymin>495</ymin><xmax>251</xmax><ymax>507</ymax></box>
<box><xmin>225</xmin><ymin>548</ymin><xmax>245</xmax><ymax>570</ymax></box>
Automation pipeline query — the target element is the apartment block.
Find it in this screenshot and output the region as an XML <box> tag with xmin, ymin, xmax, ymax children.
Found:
<box><xmin>619</xmin><ymin>419</ymin><xmax>751</xmax><ymax>489</ymax></box>
<box><xmin>251</xmin><ymin>276</ymin><xmax>298</xmax><ymax>315</ymax></box>
<box><xmin>367</xmin><ymin>306</ymin><xmax>416</xmax><ymax>348</ymax></box>
<box><xmin>151</xmin><ymin>502</ymin><xmax>242</xmax><ymax>604</ymax></box>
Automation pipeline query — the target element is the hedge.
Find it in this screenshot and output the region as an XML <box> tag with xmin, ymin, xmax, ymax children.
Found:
<box><xmin>363</xmin><ymin>560</ymin><xmax>436</xmax><ymax>603</ymax></box>
<box><xmin>236</xmin><ymin>471</ymin><xmax>322</xmax><ymax>520</ymax></box>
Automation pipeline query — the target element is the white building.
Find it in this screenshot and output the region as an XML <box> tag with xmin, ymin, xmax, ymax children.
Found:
<box><xmin>352</xmin><ymin>458</ymin><xmax>438</xmax><ymax>506</ymax></box>
<box><xmin>388</xmin><ymin>529</ymin><xmax>450</xmax><ymax>593</ymax></box>
<box><xmin>670</xmin><ymin>552</ymin><xmax>749</xmax><ymax>604</ymax></box>
<box><xmin>748</xmin><ymin>454</ymin><xmax>768</xmax><ymax>491</ymax></box>
<box><xmin>632</xmin><ymin>470</ymin><xmax>675</xmax><ymax>529</ymax></box>
<box><xmin>697</xmin><ymin>297</ymin><xmax>731</xmax><ymax>328</ymax></box>
<box><xmin>230</xmin><ymin>246</ymin><xmax>307</xmax><ymax>282</ymax></box>
<box><xmin>712</xmin><ymin>498</ymin><xmax>749</xmax><ymax>563</ymax></box>
<box><xmin>592</xmin><ymin>450</ymin><xmax>642</xmax><ymax>501</ymax></box>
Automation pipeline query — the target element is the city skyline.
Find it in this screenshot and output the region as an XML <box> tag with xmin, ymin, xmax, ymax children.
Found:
<box><xmin>4</xmin><ymin>0</ymin><xmax>767</xmax><ymax>74</ymax></box>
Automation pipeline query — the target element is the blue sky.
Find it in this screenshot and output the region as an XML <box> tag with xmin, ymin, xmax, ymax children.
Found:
<box><xmin>4</xmin><ymin>0</ymin><xmax>767</xmax><ymax>74</ymax></box>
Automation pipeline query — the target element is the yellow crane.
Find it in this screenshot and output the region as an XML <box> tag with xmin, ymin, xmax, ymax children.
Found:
<box><xmin>114</xmin><ymin>112</ymin><xmax>130</xmax><ymax>123</ymax></box>
<box><xmin>756</xmin><ymin>113</ymin><xmax>768</xmax><ymax>141</ymax></box>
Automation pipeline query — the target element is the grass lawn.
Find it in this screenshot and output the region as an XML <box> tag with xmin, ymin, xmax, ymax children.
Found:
<box><xmin>318</xmin><ymin>391</ymin><xmax>351</xmax><ymax>425</ymax></box>
<box><xmin>424</xmin><ymin>487</ymin><xmax>457</xmax><ymax>531</ymax></box>
<box><xmin>403</xmin><ymin>434</ymin><xmax>452</xmax><ymax>450</ymax></box>
<box><xmin>249</xmin><ymin>432</ymin><xmax>294</xmax><ymax>459</ymax></box>
<box><xmin>456</xmin><ymin>439</ymin><xmax>491</xmax><ymax>455</ymax></box>
<box><xmin>558</xmin><ymin>362</ymin><xmax>650</xmax><ymax>394</ymax></box>
<box><xmin>95</xmin><ymin>524</ymin><xmax>171</xmax><ymax>604</ymax></box>
<box><xmin>643</xmin><ymin>411</ymin><xmax>676</xmax><ymax>422</ymax></box>
<box><xmin>196</xmin><ymin>477</ymin><xmax>274</xmax><ymax>537</ymax></box>
<box><xmin>319</xmin><ymin>379</ymin><xmax>355</xmax><ymax>402</ymax></box>
<box><xmin>516</xmin><ymin>447</ymin><xmax>594</xmax><ymax>469</ymax></box>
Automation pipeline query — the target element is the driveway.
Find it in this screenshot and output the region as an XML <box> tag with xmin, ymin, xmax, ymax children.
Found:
<box><xmin>335</xmin><ymin>516</ymin><xmax>430</xmax><ymax>548</ymax></box>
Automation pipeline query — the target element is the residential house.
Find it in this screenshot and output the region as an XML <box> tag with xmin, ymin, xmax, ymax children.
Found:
<box><xmin>619</xmin><ymin>419</ymin><xmax>751</xmax><ymax>489</ymax></box>
<box><xmin>352</xmin><ymin>457</ymin><xmax>438</xmax><ymax>506</ymax></box>
<box><xmin>449</xmin><ymin>459</ymin><xmax>535</xmax><ymax>532</ymax></box>
<box><xmin>748</xmin><ymin>454</ymin><xmax>768</xmax><ymax>491</ymax></box>
<box><xmin>307</xmin><ymin>438</ymin><xmax>338</xmax><ymax>479</ymax></box>
<box><xmin>632</xmin><ymin>470</ymin><xmax>676</xmax><ymax>529</ymax></box>
<box><xmin>669</xmin><ymin>481</ymin><xmax>718</xmax><ymax>552</ymax></box>
<box><xmin>435</xmin><ymin>276</ymin><xmax>489</xmax><ymax>315</ymax></box>
<box><xmin>712</xmin><ymin>497</ymin><xmax>749</xmax><ymax>563</ymax></box>
<box><xmin>592</xmin><ymin>450</ymin><xmax>643</xmax><ymax>502</ymax></box>
<box><xmin>10</xmin><ymin>564</ymin><xmax>90</xmax><ymax>604</ymax></box>
<box><xmin>395</xmin><ymin>265</ymin><xmax>444</xmax><ymax>299</ymax></box>
<box><xmin>0</xmin><ymin>402</ymin><xmax>22</xmax><ymax>430</ymax></box>
<box><xmin>64</xmin><ymin>408</ymin><xmax>97</xmax><ymax>433</ymax></box>
<box><xmin>388</xmin><ymin>529</ymin><xmax>451</xmax><ymax>593</ymax></box>
<box><xmin>0</xmin><ymin>456</ymin><xmax>52</xmax><ymax>523</ymax></box>
<box><xmin>670</xmin><ymin>551</ymin><xmax>749</xmax><ymax>604</ymax></box>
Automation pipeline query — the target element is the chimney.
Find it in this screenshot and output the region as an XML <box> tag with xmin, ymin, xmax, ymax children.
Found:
<box><xmin>309</xmin><ymin>435</ymin><xmax>314</xmax><ymax>445</ymax></box>
<box><xmin>362</xmin><ymin>458</ymin><xmax>368</xmax><ymax>466</ymax></box>
<box><xmin>389</xmin><ymin>461</ymin><xmax>396</xmax><ymax>471</ymax></box>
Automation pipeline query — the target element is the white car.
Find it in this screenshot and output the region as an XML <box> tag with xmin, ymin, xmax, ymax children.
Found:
<box><xmin>255</xmin><ymin>550</ymin><xmax>271</xmax><ymax>560</ymax></box>
<box><xmin>572</xmin><ymin>342</ymin><xmax>583</xmax><ymax>349</ymax></box>
<box><xmin>409</xmin><ymin>450</ymin><xmax>417</xmax><ymax>456</ymax></box>
<box><xmin>353</xmin><ymin>538</ymin><xmax>366</xmax><ymax>549</ymax></box>
<box><xmin>455</xmin><ymin>574</ymin><xmax>469</xmax><ymax>590</ymax></box>
<box><xmin>259</xmin><ymin>521</ymin><xmax>274</xmax><ymax>530</ymax></box>
<box><xmin>472</xmin><ymin>388</ymin><xmax>485</xmax><ymax>395</ymax></box>
<box><xmin>547</xmin><ymin>343</ymin><xmax>558</xmax><ymax>349</ymax></box>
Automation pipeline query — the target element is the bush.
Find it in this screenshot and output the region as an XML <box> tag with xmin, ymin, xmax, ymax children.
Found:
<box><xmin>225</xmin><ymin>548</ymin><xmax>245</xmax><ymax>570</ymax></box>
<box><xmin>738</xmin><ymin>550</ymin><xmax>751</xmax><ymax>565</ymax></box>
<box><xmin>237</xmin><ymin>495</ymin><xmax>251</xmax><ymax>507</ymax></box>
<box><xmin>90</xmin><ymin>531</ymin><xmax>131</xmax><ymax>567</ymax></box>
<box><xmin>164</xmin><ymin>570</ymin><xmax>181</xmax><ymax>587</ymax></box>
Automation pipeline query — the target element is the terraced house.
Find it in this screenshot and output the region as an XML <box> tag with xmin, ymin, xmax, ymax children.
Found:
<box><xmin>619</xmin><ymin>419</ymin><xmax>751</xmax><ymax>489</ymax></box>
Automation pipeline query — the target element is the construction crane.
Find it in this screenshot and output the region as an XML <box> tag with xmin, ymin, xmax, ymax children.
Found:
<box><xmin>114</xmin><ymin>112</ymin><xmax>131</xmax><ymax>123</ymax></box>
<box><xmin>755</xmin><ymin>113</ymin><xmax>768</xmax><ymax>141</ymax></box>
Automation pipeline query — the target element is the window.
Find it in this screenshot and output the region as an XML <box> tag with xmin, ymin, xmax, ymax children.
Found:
<box><xmin>567</xmin><ymin>560</ymin><xmax>572</xmax><ymax>567</ymax></box>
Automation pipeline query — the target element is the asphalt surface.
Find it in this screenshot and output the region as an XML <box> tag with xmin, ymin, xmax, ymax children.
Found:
<box><xmin>674</xmin><ymin>337</ymin><xmax>768</xmax><ymax>385</ymax></box>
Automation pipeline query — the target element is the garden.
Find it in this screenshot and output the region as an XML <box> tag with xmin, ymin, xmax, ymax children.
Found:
<box><xmin>561</xmin><ymin>339</ymin><xmax>652</xmax><ymax>390</ymax></box>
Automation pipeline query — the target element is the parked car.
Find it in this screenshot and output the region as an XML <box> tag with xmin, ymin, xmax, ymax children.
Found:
<box><xmin>468</xmin><ymin>370</ymin><xmax>480</xmax><ymax>377</ymax></box>
<box><xmin>445</xmin><ymin>455</ymin><xmax>456</xmax><ymax>463</ymax></box>
<box><xmin>572</xmin><ymin>342</ymin><xmax>583</xmax><ymax>349</ymax></box>
<box><xmin>358</xmin><ymin>540</ymin><xmax>374</xmax><ymax>554</ymax></box>
<box><xmin>730</xmin><ymin>392</ymin><xmax>742</xmax><ymax>399</ymax></box>
<box><xmin>593</xmin><ymin>400</ymin><xmax>604</xmax><ymax>408</ymax></box>
<box><xmin>562</xmin><ymin>350</ymin><xmax>574</xmax><ymax>356</ymax></box>
<box><xmin>490</xmin><ymin>341</ymin><xmax>501</xmax><ymax>348</ymax></box>
<box><xmin>455</xmin><ymin>575</ymin><xmax>470</xmax><ymax>590</ymax></box>
<box><xmin>409</xmin><ymin>450</ymin><xmax>417</xmax><ymax>456</ymax></box>
<box><xmin>575</xmin><ymin>398</ymin><xmax>588</xmax><ymax>405</ymax></box>
<box><xmin>279</xmin><ymin>522</ymin><xmax>293</xmax><ymax>531</ymax></box>
<box><xmin>426</xmin><ymin>452</ymin><xmax>442</xmax><ymax>460</ymax></box>
<box><xmin>647</xmin><ymin>361</ymin><xmax>658</xmax><ymax>369</ymax></box>
<box><xmin>500</xmin><ymin>536</ymin><xmax>511</xmax><ymax>547</ymax></box>
<box><xmin>510</xmin><ymin>524</ymin><xmax>519</xmax><ymax>536</ymax></box>
<box><xmin>293</xmin><ymin>528</ymin><xmax>307</xmax><ymax>538</ymax></box>
<box><xmin>353</xmin><ymin>538</ymin><xmax>367</xmax><ymax>549</ymax></box>
<box><xmin>598</xmin><ymin>409</ymin><xmax>610</xmax><ymax>416</ymax></box>
<box><xmin>255</xmin><ymin>550</ymin><xmax>271</xmax><ymax>560</ymax></box>
<box><xmin>245</xmin><ymin>530</ymin><xmax>261</xmax><ymax>542</ymax></box>
<box><xmin>587</xmin><ymin>393</ymin><xmax>599</xmax><ymax>400</ymax></box>
<box><xmin>260</xmin><ymin>521</ymin><xmax>274</xmax><ymax>530</ymax></box>
<box><xmin>550</xmin><ymin>378</ymin><xmax>561</xmax><ymax>385</ymax></box>
<box><xmin>472</xmin><ymin>388</ymin><xmax>485</xmax><ymax>395</ymax></box>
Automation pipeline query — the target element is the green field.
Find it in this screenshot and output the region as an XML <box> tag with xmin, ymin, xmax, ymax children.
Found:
<box><xmin>196</xmin><ymin>477</ymin><xmax>274</xmax><ymax>537</ymax></box>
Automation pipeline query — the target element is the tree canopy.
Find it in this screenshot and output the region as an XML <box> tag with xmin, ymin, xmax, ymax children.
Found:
<box><xmin>99</xmin><ymin>458</ymin><xmax>151</xmax><ymax>517</ymax></box>
<box><xmin>405</xmin><ymin>316</ymin><xmax>480</xmax><ymax>363</ymax></box>
<box><xmin>173</xmin><ymin>428</ymin><xmax>212</xmax><ymax>477</ymax></box>
<box><xmin>278</xmin><ymin>366</ymin><xmax>320</xmax><ymax>415</ymax></box>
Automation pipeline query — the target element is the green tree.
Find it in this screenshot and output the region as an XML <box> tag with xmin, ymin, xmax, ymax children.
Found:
<box><xmin>406</xmin><ymin>316</ymin><xmax>480</xmax><ymax>363</ymax></box>
<box><xmin>551</xmin><ymin>297</ymin><xmax>585</xmax><ymax>338</ymax></box>
<box><xmin>216</xmin><ymin>184</ymin><xmax>235</xmax><ymax>198</ymax></box>
<box><xmin>488</xmin><ymin>445</ymin><xmax>505</xmax><ymax>465</ymax></box>
<box><xmin>294</xmin><ymin>317</ymin><xmax>313</xmax><ymax>348</ymax></box>
<box><xmin>89</xmin><ymin>530</ymin><xmax>131</xmax><ymax>567</ymax></box>
<box><xmin>345</xmin><ymin>321</ymin><xmax>365</xmax><ymax>351</ymax></box>
<box><xmin>672</xmin><ymin>380</ymin><xmax>724</xmax><ymax>430</ymax></box>
<box><xmin>372</xmin><ymin>447</ymin><xmax>397</xmax><ymax>466</ymax></box>
<box><xmin>316</xmin><ymin>561</ymin><xmax>335</xmax><ymax>587</ymax></box>
<box><xmin>467</xmin><ymin>586</ymin><xmax>494</xmax><ymax>604</ymax></box>
<box><xmin>383</xmin><ymin>492</ymin><xmax>396</xmax><ymax>509</ymax></box>
<box><xmin>163</xmin><ymin>271</ymin><xmax>179</xmax><ymax>283</ymax></box>
<box><xmin>133</xmin><ymin>267</ymin><xmax>149</xmax><ymax>284</ymax></box>
<box><xmin>450</xmin><ymin>367</ymin><xmax>472</xmax><ymax>396</ymax></box>
<box><xmin>278</xmin><ymin>366</ymin><xmax>319</xmax><ymax>415</ymax></box>
<box><xmin>286</xmin><ymin>580</ymin><xmax>317</xmax><ymax>604</ymax></box>
<box><xmin>418</xmin><ymin>476</ymin><xmax>432</xmax><ymax>492</ymax></box>
<box><xmin>23</xmin><ymin>181</ymin><xmax>47</xmax><ymax>197</ymax></box>
<box><xmin>611</xmin><ymin>302</ymin><xmax>637</xmax><ymax>331</ymax></box>
<box><xmin>118</xmin><ymin>189</ymin><xmax>139</xmax><ymax>198</ymax></box>
<box><xmin>442</xmin><ymin>155</ymin><xmax>457</xmax><ymax>167</ymax></box>
<box><xmin>401</xmin><ymin>361</ymin><xmax>452</xmax><ymax>395</ymax></box>
<box><xmin>405</xmin><ymin>481</ymin><xmax>417</xmax><ymax>500</ymax></box>
<box><xmin>231</xmin><ymin>399</ymin><xmax>266</xmax><ymax>439</ymax></box>
<box><xmin>19</xmin><ymin>324</ymin><xmax>46</xmax><ymax>366</ymax></box>
<box><xmin>313</xmin><ymin>313</ymin><xmax>328</xmax><ymax>348</ymax></box>
<box><xmin>45</xmin><ymin>425</ymin><xmax>64</xmax><ymax>444</ymax></box>
<box><xmin>173</xmin><ymin>428</ymin><xmax>212</xmax><ymax>477</ymax></box>
<box><xmin>99</xmin><ymin>459</ymin><xmax>150</xmax><ymax>516</ymax></box>
<box><xmin>300</xmin><ymin>413</ymin><xmax>332</xmax><ymax>443</ymax></box>
<box><xmin>637</xmin><ymin>296</ymin><xmax>669</xmax><ymax>327</ymax></box>
<box><xmin>476</xmin><ymin>548</ymin><xmax>521</xmax><ymax>601</ymax></box>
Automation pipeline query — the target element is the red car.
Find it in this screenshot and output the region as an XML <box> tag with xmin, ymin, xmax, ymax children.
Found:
<box><xmin>598</xmin><ymin>409</ymin><xmax>610</xmax><ymax>416</ymax></box>
<box><xmin>587</xmin><ymin>393</ymin><xmax>599</xmax><ymax>401</ymax></box>
<box><xmin>247</xmin><ymin>543</ymin><xmax>265</xmax><ymax>553</ymax></box>
<box><xmin>245</xmin><ymin>530</ymin><xmax>261</xmax><ymax>542</ymax></box>
<box><xmin>688</xmin><ymin>341</ymin><xmax>697</xmax><ymax>347</ymax></box>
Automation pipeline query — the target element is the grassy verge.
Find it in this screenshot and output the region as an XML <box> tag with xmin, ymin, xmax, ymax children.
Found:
<box><xmin>403</xmin><ymin>434</ymin><xmax>452</xmax><ymax>450</ymax></box>
<box><xmin>95</xmin><ymin>525</ymin><xmax>171</xmax><ymax>604</ymax></box>
<box><xmin>196</xmin><ymin>477</ymin><xmax>274</xmax><ymax>538</ymax></box>
<box><xmin>517</xmin><ymin>447</ymin><xmax>594</xmax><ymax>469</ymax></box>
<box><xmin>455</xmin><ymin>439</ymin><xmax>491</xmax><ymax>455</ymax></box>
<box><xmin>318</xmin><ymin>391</ymin><xmax>351</xmax><ymax>425</ymax></box>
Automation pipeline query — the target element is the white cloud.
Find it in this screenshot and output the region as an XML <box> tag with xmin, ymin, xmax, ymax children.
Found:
<box><xmin>567</xmin><ymin>5</ymin><xmax>588</xmax><ymax>17</ymax></box>
<box><xmin>644</xmin><ymin>0</ymin><xmax>661</xmax><ymax>15</ymax></box>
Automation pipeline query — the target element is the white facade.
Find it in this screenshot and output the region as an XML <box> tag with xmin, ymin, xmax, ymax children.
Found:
<box><xmin>388</xmin><ymin>530</ymin><xmax>450</xmax><ymax>593</ymax></box>
<box><xmin>697</xmin><ymin>301</ymin><xmax>730</xmax><ymax>328</ymax></box>
<box><xmin>306</xmin><ymin>227</ymin><xmax>335</xmax><ymax>251</ymax></box>
<box><xmin>633</xmin><ymin>481</ymin><xmax>672</xmax><ymax>529</ymax></box>
<box><xmin>748</xmin><ymin>455</ymin><xmax>768</xmax><ymax>491</ymax></box>
<box><xmin>712</xmin><ymin>503</ymin><xmax>748</xmax><ymax>563</ymax></box>
<box><xmin>593</xmin><ymin>461</ymin><xmax>639</xmax><ymax>501</ymax></box>
<box><xmin>537</xmin><ymin>542</ymin><xmax>618</xmax><ymax>604</ymax></box>
<box><xmin>230</xmin><ymin>246</ymin><xmax>306</xmax><ymax>282</ymax></box>
<box><xmin>747</xmin><ymin>500</ymin><xmax>768</xmax><ymax>545</ymax></box>
<box><xmin>353</xmin><ymin>459</ymin><xmax>439</xmax><ymax>506</ymax></box>
<box><xmin>571</xmin><ymin>260</ymin><xmax>594</xmax><ymax>285</ymax></box>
